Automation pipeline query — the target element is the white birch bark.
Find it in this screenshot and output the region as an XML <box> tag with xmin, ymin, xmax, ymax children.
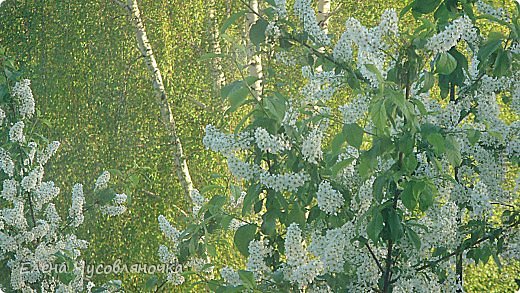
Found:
<box><xmin>246</xmin><ymin>0</ymin><xmax>263</xmax><ymax>100</ymax></box>
<box><xmin>208</xmin><ymin>0</ymin><xmax>226</xmax><ymax>96</ymax></box>
<box><xmin>316</xmin><ymin>0</ymin><xmax>330</xmax><ymax>73</ymax></box>
<box><xmin>115</xmin><ymin>0</ymin><xmax>194</xmax><ymax>198</ymax></box>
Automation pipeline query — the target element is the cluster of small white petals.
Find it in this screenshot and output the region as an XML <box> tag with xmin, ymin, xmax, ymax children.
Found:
<box><xmin>186</xmin><ymin>257</ymin><xmax>214</xmax><ymax>273</ymax></box>
<box><xmin>254</xmin><ymin>127</ymin><xmax>290</xmax><ymax>154</ymax></box>
<box><xmin>94</xmin><ymin>171</ymin><xmax>110</xmax><ymax>191</ymax></box>
<box><xmin>266</xmin><ymin>21</ymin><xmax>282</xmax><ymax>40</ymax></box>
<box><xmin>246</xmin><ymin>239</ymin><xmax>272</xmax><ymax>279</ymax></box>
<box><xmin>37</xmin><ymin>141</ymin><xmax>60</xmax><ymax>166</ymax></box>
<box><xmin>227</xmin><ymin>155</ymin><xmax>260</xmax><ymax>181</ymax></box>
<box><xmin>1</xmin><ymin>179</ymin><xmax>18</xmax><ymax>201</ymax></box>
<box><xmin>0</xmin><ymin>108</ymin><xmax>5</xmax><ymax>125</ymax></box>
<box><xmin>220</xmin><ymin>266</ymin><xmax>242</xmax><ymax>286</ymax></box>
<box><xmin>190</xmin><ymin>189</ymin><xmax>206</xmax><ymax>216</ymax></box>
<box><xmin>12</xmin><ymin>79</ymin><xmax>35</xmax><ymax>119</ymax></box>
<box><xmin>301</xmin><ymin>67</ymin><xmax>342</xmax><ymax>103</ymax></box>
<box><xmin>100</xmin><ymin>193</ymin><xmax>127</xmax><ymax>216</ymax></box>
<box><xmin>468</xmin><ymin>181</ymin><xmax>492</xmax><ymax>217</ymax></box>
<box><xmin>285</xmin><ymin>223</ymin><xmax>306</xmax><ymax>267</ymax></box>
<box><xmin>158</xmin><ymin>244</ymin><xmax>177</xmax><ymax>264</ymax></box>
<box><xmin>45</xmin><ymin>203</ymin><xmax>61</xmax><ymax>225</ymax></box>
<box><xmin>158</xmin><ymin>215</ymin><xmax>181</xmax><ymax>244</ymax></box>
<box><xmin>228</xmin><ymin>218</ymin><xmax>247</xmax><ymax>231</ymax></box>
<box><xmin>260</xmin><ymin>170</ymin><xmax>309</xmax><ymax>192</ymax></box>
<box><xmin>283</xmin><ymin>99</ymin><xmax>299</xmax><ymax>126</ymax></box>
<box><xmin>273</xmin><ymin>0</ymin><xmax>287</xmax><ymax>18</ymax></box>
<box><xmin>0</xmin><ymin>148</ymin><xmax>14</xmax><ymax>177</ymax></box>
<box><xmin>316</xmin><ymin>181</ymin><xmax>344</xmax><ymax>215</ymax></box>
<box><xmin>293</xmin><ymin>0</ymin><xmax>330</xmax><ymax>45</ymax></box>
<box><xmin>352</xmin><ymin>177</ymin><xmax>375</xmax><ymax>213</ymax></box>
<box><xmin>420</xmin><ymin>201</ymin><xmax>460</xmax><ymax>250</ymax></box>
<box><xmin>2</xmin><ymin>200</ymin><xmax>28</xmax><ymax>230</ymax></box>
<box><xmin>203</xmin><ymin>124</ymin><xmax>252</xmax><ymax>156</ymax></box>
<box><xmin>339</xmin><ymin>94</ymin><xmax>370</xmax><ymax>124</ymax></box>
<box><xmin>476</xmin><ymin>0</ymin><xmax>509</xmax><ymax>22</ymax></box>
<box><xmin>283</xmin><ymin>223</ymin><xmax>324</xmax><ymax>289</ymax></box>
<box><xmin>9</xmin><ymin>121</ymin><xmax>25</xmax><ymax>143</ymax></box>
<box><xmin>275</xmin><ymin>51</ymin><xmax>298</xmax><ymax>66</ymax></box>
<box><xmin>301</xmin><ymin>127</ymin><xmax>323</xmax><ymax>164</ymax></box>
<box><xmin>21</xmin><ymin>166</ymin><xmax>44</xmax><ymax>192</ymax></box>
<box><xmin>69</xmin><ymin>183</ymin><xmax>84</xmax><ymax>227</ymax></box>
<box><xmin>33</xmin><ymin>181</ymin><xmax>60</xmax><ymax>211</ymax></box>
<box><xmin>167</xmin><ymin>271</ymin><xmax>185</xmax><ymax>286</ymax></box>
<box><xmin>309</xmin><ymin>224</ymin><xmax>351</xmax><ymax>274</ymax></box>
<box><xmin>426</xmin><ymin>16</ymin><xmax>476</xmax><ymax>55</ymax></box>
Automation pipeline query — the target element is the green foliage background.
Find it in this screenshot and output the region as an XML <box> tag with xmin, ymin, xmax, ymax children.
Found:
<box><xmin>0</xmin><ymin>0</ymin><xmax>518</xmax><ymax>291</ymax></box>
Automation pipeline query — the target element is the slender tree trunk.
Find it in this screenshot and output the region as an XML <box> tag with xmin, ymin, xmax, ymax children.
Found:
<box><xmin>114</xmin><ymin>0</ymin><xmax>194</xmax><ymax>198</ymax></box>
<box><xmin>316</xmin><ymin>0</ymin><xmax>330</xmax><ymax>73</ymax></box>
<box><xmin>246</xmin><ymin>0</ymin><xmax>263</xmax><ymax>99</ymax></box>
<box><xmin>207</xmin><ymin>0</ymin><xmax>226</xmax><ymax>97</ymax></box>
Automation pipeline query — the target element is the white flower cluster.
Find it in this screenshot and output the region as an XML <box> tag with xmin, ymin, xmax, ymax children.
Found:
<box><xmin>246</xmin><ymin>239</ymin><xmax>272</xmax><ymax>280</ymax></box>
<box><xmin>203</xmin><ymin>124</ymin><xmax>251</xmax><ymax>156</ymax></box>
<box><xmin>260</xmin><ymin>170</ymin><xmax>310</xmax><ymax>192</ymax></box>
<box><xmin>190</xmin><ymin>189</ymin><xmax>206</xmax><ymax>216</ymax></box>
<box><xmin>220</xmin><ymin>266</ymin><xmax>242</xmax><ymax>286</ymax></box>
<box><xmin>9</xmin><ymin>121</ymin><xmax>25</xmax><ymax>143</ymax></box>
<box><xmin>38</xmin><ymin>141</ymin><xmax>60</xmax><ymax>166</ymax></box>
<box><xmin>158</xmin><ymin>215</ymin><xmax>181</xmax><ymax>245</ymax></box>
<box><xmin>12</xmin><ymin>79</ymin><xmax>35</xmax><ymax>119</ymax></box>
<box><xmin>309</xmin><ymin>224</ymin><xmax>350</xmax><ymax>274</ymax></box>
<box><xmin>273</xmin><ymin>0</ymin><xmax>287</xmax><ymax>18</ymax></box>
<box><xmin>339</xmin><ymin>94</ymin><xmax>370</xmax><ymax>124</ymax></box>
<box><xmin>301</xmin><ymin>67</ymin><xmax>342</xmax><ymax>103</ymax></box>
<box><xmin>426</xmin><ymin>16</ymin><xmax>477</xmax><ymax>55</ymax></box>
<box><xmin>69</xmin><ymin>183</ymin><xmax>85</xmax><ymax>227</ymax></box>
<box><xmin>94</xmin><ymin>170</ymin><xmax>110</xmax><ymax>191</ymax></box>
<box><xmin>227</xmin><ymin>154</ymin><xmax>260</xmax><ymax>181</ymax></box>
<box><xmin>293</xmin><ymin>0</ymin><xmax>330</xmax><ymax>45</ymax></box>
<box><xmin>0</xmin><ymin>148</ymin><xmax>15</xmax><ymax>177</ymax></box>
<box><xmin>283</xmin><ymin>223</ymin><xmax>323</xmax><ymax>289</ymax></box>
<box><xmin>254</xmin><ymin>127</ymin><xmax>290</xmax><ymax>154</ymax></box>
<box><xmin>100</xmin><ymin>193</ymin><xmax>128</xmax><ymax>216</ymax></box>
<box><xmin>333</xmin><ymin>10</ymin><xmax>398</xmax><ymax>87</ymax></box>
<box><xmin>301</xmin><ymin>127</ymin><xmax>324</xmax><ymax>164</ymax></box>
<box><xmin>316</xmin><ymin>181</ymin><xmax>344</xmax><ymax>215</ymax></box>
<box><xmin>476</xmin><ymin>0</ymin><xmax>509</xmax><ymax>22</ymax></box>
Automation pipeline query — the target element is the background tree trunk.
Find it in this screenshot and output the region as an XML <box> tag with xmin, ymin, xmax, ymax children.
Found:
<box><xmin>116</xmin><ymin>0</ymin><xmax>194</xmax><ymax>198</ymax></box>
<box><xmin>207</xmin><ymin>0</ymin><xmax>226</xmax><ymax>98</ymax></box>
<box><xmin>316</xmin><ymin>0</ymin><xmax>330</xmax><ymax>73</ymax></box>
<box><xmin>246</xmin><ymin>0</ymin><xmax>263</xmax><ymax>100</ymax></box>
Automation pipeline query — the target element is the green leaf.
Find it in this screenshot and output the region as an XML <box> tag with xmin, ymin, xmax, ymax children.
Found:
<box><xmin>466</xmin><ymin>129</ymin><xmax>481</xmax><ymax>145</ymax></box>
<box><xmin>445</xmin><ymin>135</ymin><xmax>462</xmax><ymax>167</ymax></box>
<box><xmin>227</xmin><ymin>87</ymin><xmax>250</xmax><ymax>113</ymax></box>
<box><xmin>367</xmin><ymin>209</ymin><xmax>383</xmax><ymax>243</ymax></box>
<box><xmin>493</xmin><ymin>49</ymin><xmax>512</xmax><ymax>77</ymax></box>
<box><xmin>221</xmin><ymin>11</ymin><xmax>247</xmax><ymax>34</ymax></box>
<box><xmin>370</xmin><ymin>98</ymin><xmax>388</xmax><ymax>132</ymax></box>
<box><xmin>97</xmin><ymin>188</ymin><xmax>116</xmax><ymax>204</ymax></box>
<box><xmin>418</xmin><ymin>185</ymin><xmax>434</xmax><ymax>211</ymax></box>
<box><xmin>401</xmin><ymin>183</ymin><xmax>417</xmax><ymax>211</ymax></box>
<box><xmin>426</xmin><ymin>133</ymin><xmax>445</xmax><ymax>155</ymax></box>
<box><xmin>405</xmin><ymin>226</ymin><xmax>422</xmax><ymax>250</ymax></box>
<box><xmin>387</xmin><ymin>209</ymin><xmax>404</xmax><ymax>242</ymax></box>
<box><xmin>238</xmin><ymin>270</ymin><xmax>256</xmax><ymax>289</ymax></box>
<box><xmin>412</xmin><ymin>0</ymin><xmax>441</xmax><ymax>14</ymax></box>
<box><xmin>287</xmin><ymin>203</ymin><xmax>306</xmax><ymax>227</ymax></box>
<box><xmin>145</xmin><ymin>275</ymin><xmax>159</xmax><ymax>290</ymax></box>
<box><xmin>234</xmin><ymin>224</ymin><xmax>257</xmax><ymax>257</ymax></box>
<box><xmin>343</xmin><ymin>123</ymin><xmax>364</xmax><ymax>149</ymax></box>
<box><xmin>478</xmin><ymin>39</ymin><xmax>502</xmax><ymax>64</ymax></box>
<box><xmin>436</xmin><ymin>52</ymin><xmax>457</xmax><ymax>75</ymax></box>
<box><xmin>331</xmin><ymin>158</ymin><xmax>355</xmax><ymax>177</ymax></box>
<box><xmin>249</xmin><ymin>19</ymin><xmax>268</xmax><ymax>47</ymax></box>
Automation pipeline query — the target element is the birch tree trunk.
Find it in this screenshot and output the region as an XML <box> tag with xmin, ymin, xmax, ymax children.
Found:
<box><xmin>115</xmin><ymin>0</ymin><xmax>194</xmax><ymax>198</ymax></box>
<box><xmin>207</xmin><ymin>0</ymin><xmax>226</xmax><ymax>97</ymax></box>
<box><xmin>246</xmin><ymin>0</ymin><xmax>263</xmax><ymax>99</ymax></box>
<box><xmin>316</xmin><ymin>0</ymin><xmax>330</xmax><ymax>73</ymax></box>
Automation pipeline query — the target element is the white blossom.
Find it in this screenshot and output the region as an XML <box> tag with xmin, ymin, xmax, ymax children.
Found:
<box><xmin>94</xmin><ymin>171</ymin><xmax>110</xmax><ymax>191</ymax></box>
<box><xmin>9</xmin><ymin>121</ymin><xmax>25</xmax><ymax>143</ymax></box>
<box><xmin>69</xmin><ymin>183</ymin><xmax>85</xmax><ymax>227</ymax></box>
<box><xmin>12</xmin><ymin>79</ymin><xmax>35</xmax><ymax>119</ymax></box>
<box><xmin>316</xmin><ymin>181</ymin><xmax>344</xmax><ymax>215</ymax></box>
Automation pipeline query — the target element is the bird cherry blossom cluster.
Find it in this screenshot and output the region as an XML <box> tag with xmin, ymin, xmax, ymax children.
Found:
<box><xmin>0</xmin><ymin>54</ymin><xmax>127</xmax><ymax>292</ymax></box>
